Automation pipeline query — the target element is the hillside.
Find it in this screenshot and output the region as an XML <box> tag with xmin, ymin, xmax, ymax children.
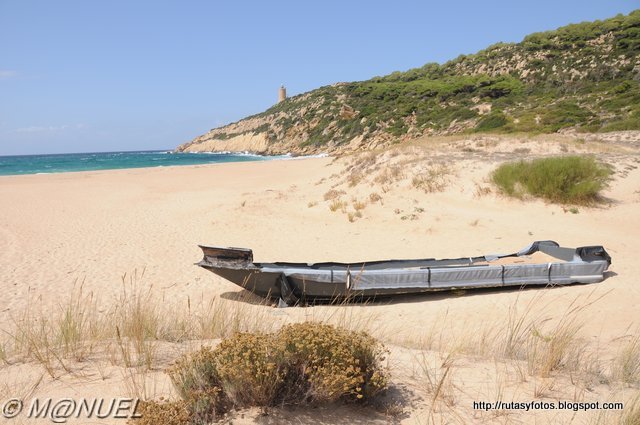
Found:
<box><xmin>177</xmin><ymin>10</ymin><xmax>640</xmax><ymax>155</ymax></box>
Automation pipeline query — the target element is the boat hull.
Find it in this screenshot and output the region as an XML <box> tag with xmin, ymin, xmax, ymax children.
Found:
<box><xmin>197</xmin><ymin>241</ymin><xmax>611</xmax><ymax>305</ymax></box>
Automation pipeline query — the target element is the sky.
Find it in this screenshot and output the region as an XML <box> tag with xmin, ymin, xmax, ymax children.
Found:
<box><xmin>0</xmin><ymin>1</ymin><xmax>638</xmax><ymax>155</ymax></box>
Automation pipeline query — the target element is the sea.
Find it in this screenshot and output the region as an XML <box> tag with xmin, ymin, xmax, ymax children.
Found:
<box><xmin>0</xmin><ymin>150</ymin><xmax>296</xmax><ymax>176</ymax></box>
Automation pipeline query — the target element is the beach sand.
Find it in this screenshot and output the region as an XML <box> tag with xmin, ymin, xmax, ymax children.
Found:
<box><xmin>1</xmin><ymin>134</ymin><xmax>639</xmax><ymax>423</ymax></box>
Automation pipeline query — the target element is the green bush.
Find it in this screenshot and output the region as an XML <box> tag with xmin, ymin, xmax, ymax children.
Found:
<box><xmin>491</xmin><ymin>156</ymin><xmax>612</xmax><ymax>204</ymax></box>
<box><xmin>540</xmin><ymin>102</ymin><xmax>594</xmax><ymax>131</ymax></box>
<box><xmin>131</xmin><ymin>323</ymin><xmax>389</xmax><ymax>424</ymax></box>
<box><xmin>599</xmin><ymin>114</ymin><xmax>640</xmax><ymax>132</ymax></box>
<box><xmin>475</xmin><ymin>111</ymin><xmax>509</xmax><ymax>131</ymax></box>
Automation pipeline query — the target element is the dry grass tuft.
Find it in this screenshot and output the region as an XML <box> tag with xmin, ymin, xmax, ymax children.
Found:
<box><xmin>411</xmin><ymin>164</ymin><xmax>451</xmax><ymax>193</ymax></box>
<box><xmin>329</xmin><ymin>199</ymin><xmax>347</xmax><ymax>212</ymax></box>
<box><xmin>374</xmin><ymin>165</ymin><xmax>404</xmax><ymax>186</ymax></box>
<box><xmin>526</xmin><ymin>318</ymin><xmax>584</xmax><ymax>378</ymax></box>
<box><xmin>369</xmin><ymin>192</ymin><xmax>382</xmax><ymax>203</ymax></box>
<box><xmin>323</xmin><ymin>189</ymin><xmax>346</xmax><ymax>201</ymax></box>
<box><xmin>0</xmin><ymin>342</ymin><xmax>8</xmax><ymax>365</ymax></box>
<box><xmin>378</xmin><ymin>400</ymin><xmax>405</xmax><ymax>420</ymax></box>
<box><xmin>416</xmin><ymin>351</ymin><xmax>457</xmax><ymax>408</ymax></box>
<box><xmin>1</xmin><ymin>271</ymin><xmax>275</xmax><ymax>377</ymax></box>
<box><xmin>8</xmin><ymin>281</ymin><xmax>98</xmax><ymax>377</ymax></box>
<box><xmin>347</xmin><ymin>210</ymin><xmax>363</xmax><ymax>222</ymax></box>
<box><xmin>352</xmin><ymin>199</ymin><xmax>366</xmax><ymax>211</ymax></box>
<box><xmin>611</xmin><ymin>334</ymin><xmax>640</xmax><ymax>385</ymax></box>
<box><xmin>347</xmin><ymin>171</ymin><xmax>364</xmax><ymax>187</ymax></box>
<box><xmin>113</xmin><ymin>270</ymin><xmax>161</xmax><ymax>369</ymax></box>
<box><xmin>621</xmin><ymin>394</ymin><xmax>640</xmax><ymax>425</ymax></box>
<box><xmin>592</xmin><ymin>393</ymin><xmax>640</xmax><ymax>425</ymax></box>
<box><xmin>533</xmin><ymin>377</ymin><xmax>555</xmax><ymax>398</ymax></box>
<box><xmin>474</xmin><ymin>184</ymin><xmax>492</xmax><ymax>197</ymax></box>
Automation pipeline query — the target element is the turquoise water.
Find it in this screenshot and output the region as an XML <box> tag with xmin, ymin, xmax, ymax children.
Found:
<box><xmin>0</xmin><ymin>150</ymin><xmax>287</xmax><ymax>176</ymax></box>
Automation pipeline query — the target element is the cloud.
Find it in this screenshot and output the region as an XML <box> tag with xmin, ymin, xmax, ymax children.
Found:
<box><xmin>0</xmin><ymin>70</ymin><xmax>18</xmax><ymax>79</ymax></box>
<box><xmin>13</xmin><ymin>124</ymin><xmax>85</xmax><ymax>133</ymax></box>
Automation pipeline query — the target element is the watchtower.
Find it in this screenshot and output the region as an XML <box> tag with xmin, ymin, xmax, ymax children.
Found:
<box><xmin>278</xmin><ymin>85</ymin><xmax>287</xmax><ymax>103</ymax></box>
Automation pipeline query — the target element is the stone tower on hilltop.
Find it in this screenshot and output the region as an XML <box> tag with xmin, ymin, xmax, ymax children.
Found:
<box><xmin>278</xmin><ymin>85</ymin><xmax>287</xmax><ymax>103</ymax></box>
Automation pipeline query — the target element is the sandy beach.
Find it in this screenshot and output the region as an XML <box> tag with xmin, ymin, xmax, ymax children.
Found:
<box><xmin>1</xmin><ymin>133</ymin><xmax>639</xmax><ymax>423</ymax></box>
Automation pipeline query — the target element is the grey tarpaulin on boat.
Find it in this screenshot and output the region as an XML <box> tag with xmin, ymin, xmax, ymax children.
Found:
<box><xmin>197</xmin><ymin>241</ymin><xmax>612</xmax><ymax>306</ymax></box>
<box><xmin>269</xmin><ymin>242</ymin><xmax>610</xmax><ymax>291</ymax></box>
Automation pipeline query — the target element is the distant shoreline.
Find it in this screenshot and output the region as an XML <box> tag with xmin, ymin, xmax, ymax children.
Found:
<box><xmin>0</xmin><ymin>150</ymin><xmax>326</xmax><ymax>177</ymax></box>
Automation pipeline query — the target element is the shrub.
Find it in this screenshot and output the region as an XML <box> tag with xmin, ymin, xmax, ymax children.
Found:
<box><xmin>142</xmin><ymin>323</ymin><xmax>388</xmax><ymax>423</ymax></box>
<box><xmin>132</xmin><ymin>400</ymin><xmax>191</xmax><ymax>425</ymax></box>
<box><xmin>491</xmin><ymin>156</ymin><xmax>612</xmax><ymax>204</ymax></box>
<box><xmin>412</xmin><ymin>164</ymin><xmax>451</xmax><ymax>193</ymax></box>
<box><xmin>475</xmin><ymin>111</ymin><xmax>509</xmax><ymax>132</ymax></box>
<box><xmin>214</xmin><ymin>333</ymin><xmax>285</xmax><ymax>406</ymax></box>
<box><xmin>166</xmin><ymin>347</ymin><xmax>226</xmax><ymax>423</ymax></box>
<box><xmin>539</xmin><ymin>101</ymin><xmax>594</xmax><ymax>131</ymax></box>
<box><xmin>279</xmin><ymin>323</ymin><xmax>388</xmax><ymax>403</ymax></box>
<box><xmin>599</xmin><ymin>116</ymin><xmax>640</xmax><ymax>132</ymax></box>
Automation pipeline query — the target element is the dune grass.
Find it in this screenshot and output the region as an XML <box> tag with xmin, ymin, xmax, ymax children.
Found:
<box><xmin>492</xmin><ymin>155</ymin><xmax>612</xmax><ymax>204</ymax></box>
<box><xmin>2</xmin><ymin>271</ymin><xmax>639</xmax><ymax>423</ymax></box>
<box><xmin>415</xmin><ymin>351</ymin><xmax>457</xmax><ymax>408</ymax></box>
<box><xmin>0</xmin><ymin>270</ymin><xmax>277</xmax><ymax>377</ymax></box>
<box><xmin>612</xmin><ymin>334</ymin><xmax>640</xmax><ymax>385</ymax></box>
<box><xmin>622</xmin><ymin>394</ymin><xmax>640</xmax><ymax>425</ymax></box>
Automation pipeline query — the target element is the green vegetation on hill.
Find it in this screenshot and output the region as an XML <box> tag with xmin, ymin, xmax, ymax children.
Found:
<box><xmin>182</xmin><ymin>10</ymin><xmax>640</xmax><ymax>152</ymax></box>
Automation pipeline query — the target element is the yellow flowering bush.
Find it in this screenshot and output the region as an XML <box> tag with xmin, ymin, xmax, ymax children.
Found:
<box><xmin>214</xmin><ymin>332</ymin><xmax>285</xmax><ymax>406</ymax></box>
<box><xmin>131</xmin><ymin>322</ymin><xmax>388</xmax><ymax>423</ymax></box>
<box><xmin>279</xmin><ymin>322</ymin><xmax>388</xmax><ymax>403</ymax></box>
<box><xmin>132</xmin><ymin>400</ymin><xmax>191</xmax><ymax>425</ymax></box>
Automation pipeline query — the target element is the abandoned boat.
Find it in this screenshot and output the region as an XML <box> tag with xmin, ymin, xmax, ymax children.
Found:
<box><xmin>197</xmin><ymin>241</ymin><xmax>611</xmax><ymax>306</ymax></box>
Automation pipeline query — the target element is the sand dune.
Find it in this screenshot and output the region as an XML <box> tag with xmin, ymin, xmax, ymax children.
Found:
<box><xmin>1</xmin><ymin>134</ymin><xmax>639</xmax><ymax>423</ymax></box>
